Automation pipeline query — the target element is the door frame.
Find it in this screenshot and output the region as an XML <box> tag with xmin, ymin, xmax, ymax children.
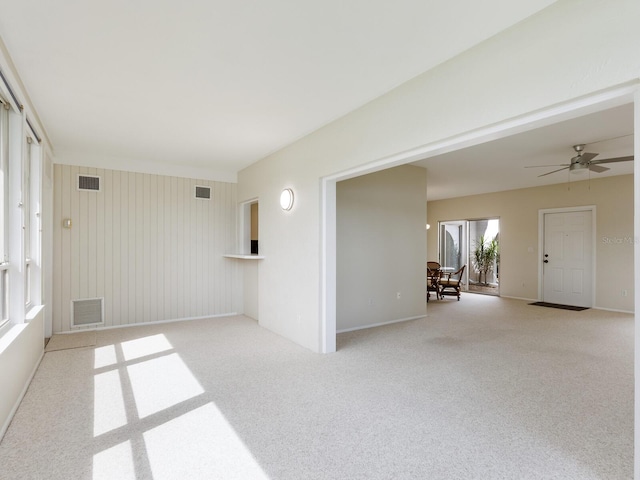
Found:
<box><xmin>537</xmin><ymin>205</ymin><xmax>596</xmax><ymax>306</ymax></box>
<box><xmin>437</xmin><ymin>220</ymin><xmax>468</xmax><ymax>288</ymax></box>
<box><xmin>467</xmin><ymin>217</ymin><xmax>500</xmax><ymax>295</ymax></box>
<box><xmin>437</xmin><ymin>218</ymin><xmax>501</xmax><ymax>295</ymax></box>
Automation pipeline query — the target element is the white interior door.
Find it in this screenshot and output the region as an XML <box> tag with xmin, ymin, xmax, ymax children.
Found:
<box><xmin>542</xmin><ymin>210</ymin><xmax>593</xmax><ymax>307</ymax></box>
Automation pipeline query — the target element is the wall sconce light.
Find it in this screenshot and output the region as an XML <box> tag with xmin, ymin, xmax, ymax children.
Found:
<box><xmin>426</xmin><ymin>224</ymin><xmax>431</xmax><ymax>230</ymax></box>
<box><xmin>280</xmin><ymin>188</ymin><xmax>294</xmax><ymax>211</ymax></box>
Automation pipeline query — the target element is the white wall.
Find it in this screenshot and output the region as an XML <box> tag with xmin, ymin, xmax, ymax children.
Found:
<box><xmin>0</xmin><ymin>306</ymin><xmax>44</xmax><ymax>439</ymax></box>
<box><xmin>53</xmin><ymin>165</ymin><xmax>240</xmax><ymax>332</ymax></box>
<box><xmin>428</xmin><ymin>174</ymin><xmax>634</xmax><ymax>312</ymax></box>
<box><xmin>238</xmin><ymin>0</ymin><xmax>640</xmax><ymax>352</ymax></box>
<box><xmin>243</xmin><ymin>262</ymin><xmax>259</xmax><ymax>320</ymax></box>
<box><xmin>337</xmin><ymin>165</ymin><xmax>427</xmax><ymax>331</ymax></box>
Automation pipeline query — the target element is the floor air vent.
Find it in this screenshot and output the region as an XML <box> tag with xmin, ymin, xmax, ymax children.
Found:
<box><xmin>195</xmin><ymin>186</ymin><xmax>211</xmax><ymax>199</ymax></box>
<box><xmin>71</xmin><ymin>298</ymin><xmax>104</xmax><ymax>327</ymax></box>
<box><xmin>78</xmin><ymin>174</ymin><xmax>101</xmax><ymax>191</ymax></box>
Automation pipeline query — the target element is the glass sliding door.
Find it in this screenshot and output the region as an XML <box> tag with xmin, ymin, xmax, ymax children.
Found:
<box><xmin>438</xmin><ymin>221</ymin><xmax>467</xmax><ymax>288</ymax></box>
<box><xmin>437</xmin><ymin>218</ymin><xmax>500</xmax><ymax>296</ymax></box>
<box><xmin>468</xmin><ymin>218</ymin><xmax>500</xmax><ymax>296</ymax></box>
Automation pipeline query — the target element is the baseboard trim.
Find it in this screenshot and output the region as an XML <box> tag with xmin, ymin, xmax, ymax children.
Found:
<box><xmin>0</xmin><ymin>349</ymin><xmax>44</xmax><ymax>442</ymax></box>
<box><xmin>500</xmin><ymin>295</ymin><xmax>538</xmax><ymax>303</ymax></box>
<box><xmin>55</xmin><ymin>312</ymin><xmax>240</xmax><ymax>334</ymax></box>
<box><xmin>337</xmin><ymin>315</ymin><xmax>426</xmax><ymax>334</ymax></box>
<box><xmin>592</xmin><ymin>306</ymin><xmax>634</xmax><ymax>314</ymax></box>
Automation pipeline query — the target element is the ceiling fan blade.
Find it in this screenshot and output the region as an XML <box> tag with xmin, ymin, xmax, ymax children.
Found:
<box><xmin>579</xmin><ymin>152</ymin><xmax>599</xmax><ymax>162</ymax></box>
<box><xmin>591</xmin><ymin>155</ymin><xmax>634</xmax><ymax>164</ymax></box>
<box><xmin>538</xmin><ymin>166</ymin><xmax>570</xmax><ymax>177</ymax></box>
<box><xmin>524</xmin><ymin>164</ymin><xmax>569</xmax><ymax>168</ymax></box>
<box><xmin>588</xmin><ymin>165</ymin><xmax>609</xmax><ymax>173</ymax></box>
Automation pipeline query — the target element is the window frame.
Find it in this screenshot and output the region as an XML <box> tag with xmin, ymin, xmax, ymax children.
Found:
<box><xmin>0</xmin><ymin>98</ymin><xmax>9</xmax><ymax>328</ymax></box>
<box><xmin>23</xmin><ymin>136</ymin><xmax>31</xmax><ymax>309</ymax></box>
<box><xmin>24</xmin><ymin>131</ymin><xmax>42</xmax><ymax>311</ymax></box>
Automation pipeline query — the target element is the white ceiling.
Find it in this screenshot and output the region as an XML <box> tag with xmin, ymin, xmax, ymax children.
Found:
<box><xmin>0</xmin><ymin>0</ymin><xmax>558</xmax><ymax>177</ymax></box>
<box><xmin>414</xmin><ymin>103</ymin><xmax>635</xmax><ymax>201</ymax></box>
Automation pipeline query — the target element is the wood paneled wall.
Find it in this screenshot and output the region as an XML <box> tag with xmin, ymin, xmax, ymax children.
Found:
<box><xmin>53</xmin><ymin>165</ymin><xmax>239</xmax><ymax>333</ymax></box>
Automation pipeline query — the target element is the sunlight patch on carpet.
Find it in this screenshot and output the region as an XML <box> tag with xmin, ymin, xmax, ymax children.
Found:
<box><xmin>93</xmin><ymin>440</ymin><xmax>135</xmax><ymax>480</ymax></box>
<box><xmin>144</xmin><ymin>403</ymin><xmax>269</xmax><ymax>480</ymax></box>
<box><xmin>127</xmin><ymin>353</ymin><xmax>204</xmax><ymax>418</ymax></box>
<box><xmin>94</xmin><ymin>369</ymin><xmax>127</xmax><ymax>436</ymax></box>
<box><xmin>121</xmin><ymin>334</ymin><xmax>173</xmax><ymax>361</ymax></box>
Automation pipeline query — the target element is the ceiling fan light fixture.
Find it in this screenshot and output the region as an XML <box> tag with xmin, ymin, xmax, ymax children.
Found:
<box><xmin>527</xmin><ymin>142</ymin><xmax>633</xmax><ymax>178</ymax></box>
<box><xmin>569</xmin><ymin>162</ymin><xmax>589</xmax><ymax>174</ymax></box>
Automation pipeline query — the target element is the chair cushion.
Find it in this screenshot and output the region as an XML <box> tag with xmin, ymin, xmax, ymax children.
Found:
<box><xmin>440</xmin><ymin>279</ymin><xmax>459</xmax><ymax>287</ymax></box>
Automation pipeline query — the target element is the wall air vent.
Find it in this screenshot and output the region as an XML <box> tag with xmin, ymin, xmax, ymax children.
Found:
<box><xmin>195</xmin><ymin>186</ymin><xmax>211</xmax><ymax>199</ymax></box>
<box><xmin>71</xmin><ymin>298</ymin><xmax>104</xmax><ymax>327</ymax></box>
<box><xmin>77</xmin><ymin>174</ymin><xmax>101</xmax><ymax>192</ymax></box>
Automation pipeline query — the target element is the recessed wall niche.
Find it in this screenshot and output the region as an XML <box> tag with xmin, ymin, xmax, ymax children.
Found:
<box><xmin>250</xmin><ymin>202</ymin><xmax>259</xmax><ymax>254</ymax></box>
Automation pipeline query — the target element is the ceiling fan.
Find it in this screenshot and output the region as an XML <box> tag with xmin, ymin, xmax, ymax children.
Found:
<box><xmin>526</xmin><ymin>144</ymin><xmax>634</xmax><ymax>177</ymax></box>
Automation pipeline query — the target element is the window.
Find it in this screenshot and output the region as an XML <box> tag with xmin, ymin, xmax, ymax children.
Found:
<box><xmin>0</xmin><ymin>89</ymin><xmax>44</xmax><ymax>328</ymax></box>
<box><xmin>24</xmin><ymin>133</ymin><xmax>41</xmax><ymax>309</ymax></box>
<box><xmin>23</xmin><ymin>136</ymin><xmax>31</xmax><ymax>307</ymax></box>
<box><xmin>0</xmin><ymin>97</ymin><xmax>8</xmax><ymax>326</ymax></box>
<box><xmin>0</xmin><ymin>266</ymin><xmax>7</xmax><ymax>323</ymax></box>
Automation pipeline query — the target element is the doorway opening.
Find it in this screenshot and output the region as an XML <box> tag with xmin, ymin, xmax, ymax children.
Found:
<box><xmin>250</xmin><ymin>202</ymin><xmax>259</xmax><ymax>254</ymax></box>
<box><xmin>321</xmin><ymin>83</ymin><xmax>637</xmax><ymax>354</ymax></box>
<box><xmin>240</xmin><ymin>199</ymin><xmax>259</xmax><ymax>255</ymax></box>
<box><xmin>437</xmin><ymin>218</ymin><xmax>500</xmax><ymax>297</ymax></box>
<box><xmin>468</xmin><ymin>219</ymin><xmax>500</xmax><ymax>296</ymax></box>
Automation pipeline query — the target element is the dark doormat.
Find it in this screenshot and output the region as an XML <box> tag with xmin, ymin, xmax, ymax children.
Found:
<box><xmin>529</xmin><ymin>301</ymin><xmax>589</xmax><ymax>311</ymax></box>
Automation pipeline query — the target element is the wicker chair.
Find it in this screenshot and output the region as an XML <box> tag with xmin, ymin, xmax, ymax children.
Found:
<box><xmin>439</xmin><ymin>265</ymin><xmax>466</xmax><ymax>301</ymax></box>
<box><xmin>427</xmin><ymin>261</ymin><xmax>441</xmax><ymax>302</ymax></box>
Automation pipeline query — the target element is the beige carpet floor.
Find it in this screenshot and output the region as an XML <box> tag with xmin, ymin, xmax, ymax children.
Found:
<box><xmin>0</xmin><ymin>295</ymin><xmax>633</xmax><ymax>479</ymax></box>
<box><xmin>45</xmin><ymin>330</ymin><xmax>97</xmax><ymax>352</ymax></box>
